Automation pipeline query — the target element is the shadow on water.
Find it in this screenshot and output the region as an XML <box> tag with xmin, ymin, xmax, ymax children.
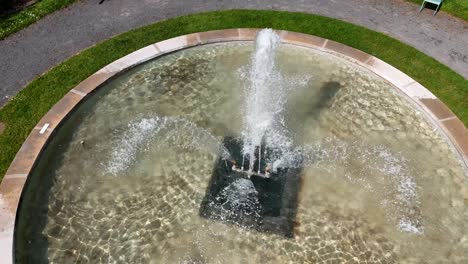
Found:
<box><xmin>199</xmin><ymin>137</ymin><xmax>303</xmax><ymax>238</ymax></box>
<box><xmin>311</xmin><ymin>81</ymin><xmax>341</xmax><ymax>117</ymax></box>
<box><xmin>14</xmin><ymin>121</ymin><xmax>76</xmax><ymax>263</ymax></box>
<box><xmin>286</xmin><ymin>80</ymin><xmax>342</xmax><ymax>132</ymax></box>
<box><xmin>14</xmin><ymin>93</ymin><xmax>100</xmax><ymax>263</ymax></box>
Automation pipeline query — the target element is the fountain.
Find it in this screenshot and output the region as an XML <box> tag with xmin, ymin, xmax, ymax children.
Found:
<box><xmin>200</xmin><ymin>29</ymin><xmax>303</xmax><ymax>237</ymax></box>
<box><xmin>14</xmin><ymin>29</ymin><xmax>468</xmax><ymax>263</ymax></box>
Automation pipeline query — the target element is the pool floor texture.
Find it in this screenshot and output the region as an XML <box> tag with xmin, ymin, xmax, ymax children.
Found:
<box><xmin>1</xmin><ymin>30</ymin><xmax>467</xmax><ymax>263</ymax></box>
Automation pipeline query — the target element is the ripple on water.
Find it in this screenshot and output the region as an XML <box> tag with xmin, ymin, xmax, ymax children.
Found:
<box><xmin>15</xmin><ymin>42</ymin><xmax>468</xmax><ymax>264</ymax></box>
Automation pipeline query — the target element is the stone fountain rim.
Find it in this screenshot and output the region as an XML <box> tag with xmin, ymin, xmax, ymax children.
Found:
<box><xmin>1</xmin><ymin>28</ymin><xmax>467</xmax><ymax>263</ymax></box>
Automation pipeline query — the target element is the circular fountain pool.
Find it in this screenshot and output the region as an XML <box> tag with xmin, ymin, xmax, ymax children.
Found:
<box><xmin>15</xmin><ymin>30</ymin><xmax>468</xmax><ymax>263</ymax></box>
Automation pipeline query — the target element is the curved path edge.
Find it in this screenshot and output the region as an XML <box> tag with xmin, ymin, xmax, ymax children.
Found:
<box><xmin>0</xmin><ymin>0</ymin><xmax>467</xmax><ymax>107</ymax></box>
<box><xmin>1</xmin><ymin>29</ymin><xmax>467</xmax><ymax>263</ymax></box>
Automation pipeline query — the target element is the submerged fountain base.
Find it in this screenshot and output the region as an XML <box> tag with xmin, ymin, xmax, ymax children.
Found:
<box><xmin>199</xmin><ymin>137</ymin><xmax>302</xmax><ymax>238</ymax></box>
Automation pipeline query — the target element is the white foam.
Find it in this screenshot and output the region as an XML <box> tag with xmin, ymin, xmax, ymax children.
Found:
<box><xmin>240</xmin><ymin>29</ymin><xmax>311</xmax><ymax>169</ymax></box>
<box><xmin>297</xmin><ymin>138</ymin><xmax>423</xmax><ymax>234</ymax></box>
<box><xmin>106</xmin><ymin>117</ymin><xmax>164</xmax><ymax>174</ymax></box>
<box><xmin>216</xmin><ymin>178</ymin><xmax>262</xmax><ymax>221</ymax></box>
<box><xmin>106</xmin><ymin>116</ymin><xmax>230</xmax><ymax>175</ymax></box>
<box><xmin>398</xmin><ymin>218</ymin><xmax>424</xmax><ymax>234</ymax></box>
<box><xmin>242</xmin><ymin>29</ymin><xmax>283</xmax><ymax>153</ymax></box>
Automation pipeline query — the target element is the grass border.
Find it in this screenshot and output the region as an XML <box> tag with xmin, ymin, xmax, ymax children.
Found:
<box><xmin>0</xmin><ymin>0</ymin><xmax>76</xmax><ymax>40</ymax></box>
<box><xmin>1</xmin><ymin>1</ymin><xmax>466</xmax><ymax>41</ymax></box>
<box><xmin>0</xmin><ymin>9</ymin><xmax>467</xmax><ymax>179</ymax></box>
<box><xmin>405</xmin><ymin>0</ymin><xmax>467</xmax><ymax>21</ymax></box>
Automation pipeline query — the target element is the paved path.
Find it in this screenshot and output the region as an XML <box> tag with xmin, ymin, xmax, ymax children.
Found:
<box><xmin>0</xmin><ymin>0</ymin><xmax>467</xmax><ymax>107</ymax></box>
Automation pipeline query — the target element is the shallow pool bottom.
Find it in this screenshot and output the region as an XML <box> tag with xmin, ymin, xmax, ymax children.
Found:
<box><xmin>14</xmin><ymin>41</ymin><xmax>468</xmax><ymax>264</ymax></box>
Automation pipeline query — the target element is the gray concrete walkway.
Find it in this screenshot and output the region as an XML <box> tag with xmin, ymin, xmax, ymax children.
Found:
<box><xmin>0</xmin><ymin>0</ymin><xmax>467</xmax><ymax>107</ymax></box>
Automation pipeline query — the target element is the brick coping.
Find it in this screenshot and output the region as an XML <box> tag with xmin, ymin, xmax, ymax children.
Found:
<box><xmin>1</xmin><ymin>29</ymin><xmax>467</xmax><ymax>263</ymax></box>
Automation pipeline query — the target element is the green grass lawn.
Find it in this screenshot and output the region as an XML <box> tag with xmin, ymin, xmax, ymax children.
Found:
<box><xmin>0</xmin><ymin>1</ymin><xmax>466</xmax><ymax>41</ymax></box>
<box><xmin>406</xmin><ymin>0</ymin><xmax>468</xmax><ymax>20</ymax></box>
<box><xmin>0</xmin><ymin>0</ymin><xmax>76</xmax><ymax>40</ymax></box>
<box><xmin>0</xmin><ymin>10</ymin><xmax>467</xmax><ymax>180</ymax></box>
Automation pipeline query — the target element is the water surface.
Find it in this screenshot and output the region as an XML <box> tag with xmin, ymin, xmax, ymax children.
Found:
<box><xmin>16</xmin><ymin>42</ymin><xmax>468</xmax><ymax>264</ymax></box>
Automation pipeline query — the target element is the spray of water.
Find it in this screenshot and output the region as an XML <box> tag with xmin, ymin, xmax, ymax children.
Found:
<box><xmin>295</xmin><ymin>138</ymin><xmax>424</xmax><ymax>234</ymax></box>
<box><xmin>241</xmin><ymin>29</ymin><xmax>296</xmax><ymax>171</ymax></box>
<box><xmin>106</xmin><ymin>116</ymin><xmax>230</xmax><ymax>175</ymax></box>
<box><xmin>212</xmin><ymin>178</ymin><xmax>263</xmax><ymax>223</ymax></box>
<box><xmin>105</xmin><ymin>29</ymin><xmax>422</xmax><ymax>234</ymax></box>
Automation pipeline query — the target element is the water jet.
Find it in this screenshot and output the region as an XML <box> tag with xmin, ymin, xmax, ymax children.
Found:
<box><xmin>10</xmin><ymin>29</ymin><xmax>467</xmax><ymax>263</ymax></box>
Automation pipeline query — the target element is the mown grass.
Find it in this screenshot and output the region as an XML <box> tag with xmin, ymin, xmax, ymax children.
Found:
<box><xmin>0</xmin><ymin>10</ymin><xmax>467</xmax><ymax>179</ymax></box>
<box><xmin>0</xmin><ymin>0</ymin><xmax>76</xmax><ymax>40</ymax></box>
<box><xmin>406</xmin><ymin>0</ymin><xmax>468</xmax><ymax>20</ymax></box>
<box><xmin>0</xmin><ymin>0</ymin><xmax>466</xmax><ymax>42</ymax></box>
